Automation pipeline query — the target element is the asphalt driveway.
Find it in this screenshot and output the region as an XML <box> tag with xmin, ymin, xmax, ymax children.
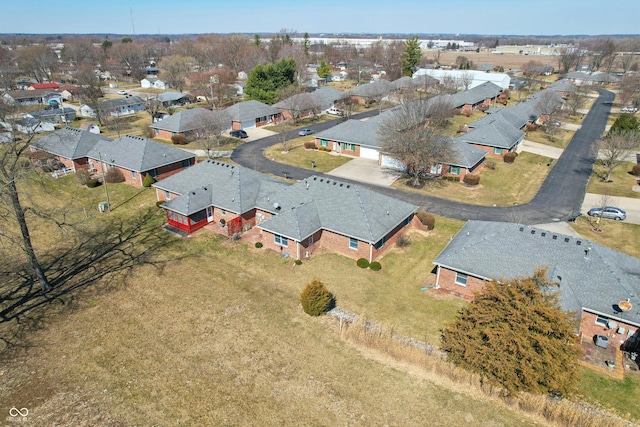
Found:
<box><xmin>232</xmin><ymin>89</ymin><xmax>614</xmax><ymax>225</ymax></box>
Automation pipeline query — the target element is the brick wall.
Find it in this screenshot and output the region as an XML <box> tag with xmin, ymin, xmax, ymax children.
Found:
<box><xmin>436</xmin><ymin>266</ymin><xmax>486</xmax><ymax>300</ymax></box>
<box><xmin>579</xmin><ymin>311</ymin><xmax>639</xmax><ymax>349</ymax></box>
<box><xmin>153</xmin><ymin>129</ymin><xmax>174</xmax><ymax>141</ymax></box>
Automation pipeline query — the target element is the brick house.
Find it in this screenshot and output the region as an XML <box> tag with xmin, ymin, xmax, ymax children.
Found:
<box><xmin>80</xmin><ymin>96</ymin><xmax>145</xmax><ymax>118</ymax></box>
<box><xmin>149</xmin><ymin>107</ymin><xmax>230</xmax><ymax>142</ymax></box>
<box><xmin>448</xmin><ymin>82</ymin><xmax>504</xmax><ymax>116</ymax></box>
<box><xmin>273</xmin><ymin>86</ymin><xmax>346</xmax><ymax>120</ymax></box>
<box><xmin>30</xmin><ymin>128</ymin><xmax>195</xmax><ymax>186</ymax></box>
<box><xmin>433</xmin><ymin>220</ymin><xmax>640</xmax><ymax>353</ymax></box>
<box><xmin>456</xmin><ymin>114</ymin><xmax>525</xmax><ymax>157</ymax></box>
<box><xmin>348</xmin><ymin>79</ymin><xmax>394</xmax><ymax>105</ymax></box>
<box><xmin>221</xmin><ymin>100</ymin><xmax>281</xmax><ymax>130</ymax></box>
<box><xmin>154</xmin><ymin>161</ymin><xmax>421</xmax><ymax>261</ymax></box>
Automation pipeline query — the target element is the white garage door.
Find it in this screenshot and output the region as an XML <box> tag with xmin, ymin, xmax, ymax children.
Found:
<box><xmin>380</xmin><ymin>155</ymin><xmax>405</xmax><ymax>170</ymax></box>
<box><xmin>360</xmin><ymin>146</ymin><xmax>379</xmax><ymax>160</ymax></box>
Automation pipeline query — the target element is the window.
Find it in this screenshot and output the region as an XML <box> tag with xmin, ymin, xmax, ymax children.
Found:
<box><xmin>595</xmin><ymin>315</ymin><xmax>608</xmax><ymax>326</ymax></box>
<box><xmin>153</xmin><ymin>128</ymin><xmax>159</xmax><ymax>135</ymax></box>
<box><xmin>189</xmin><ymin>210</ymin><xmax>207</xmax><ymax>224</ymax></box>
<box><xmin>375</xmin><ymin>236</ymin><xmax>386</xmax><ymax>250</ymax></box>
<box><xmin>164</xmin><ymin>191</ymin><xmax>171</xmax><ymax>200</ymax></box>
<box><xmin>131</xmin><ymin>171</ymin><xmax>136</xmax><ymax>179</ymax></box>
<box><xmin>182</xmin><ymin>159</ymin><xmax>192</xmax><ymax>168</ymax></box>
<box><xmin>349</xmin><ymin>238</ymin><xmax>358</xmax><ymax>250</ymax></box>
<box><xmin>320</xmin><ymin>139</ymin><xmax>328</xmax><ymax>147</ymax></box>
<box><xmin>455</xmin><ymin>272</ymin><xmax>468</xmax><ymax>286</ymax></box>
<box><xmin>342</xmin><ymin>143</ymin><xmax>356</xmax><ymax>151</ymax></box>
<box><xmin>493</xmin><ymin>147</ymin><xmax>503</xmax><ymax>155</ymax></box>
<box><xmin>149</xmin><ymin>168</ymin><xmax>158</xmax><ymax>178</ymax></box>
<box><xmin>449</xmin><ymin>166</ymin><xmax>460</xmax><ymax>175</ymax></box>
<box><xmin>221</xmin><ymin>209</ymin><xmax>226</xmax><ymax>216</ymax></box>
<box><xmin>274</xmin><ymin>234</ymin><xmax>288</xmax><ymax>247</ymax></box>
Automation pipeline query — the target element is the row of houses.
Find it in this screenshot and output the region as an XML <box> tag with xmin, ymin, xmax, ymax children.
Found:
<box><xmin>312</xmin><ymin>79</ymin><xmax>567</xmax><ymax>179</ymax></box>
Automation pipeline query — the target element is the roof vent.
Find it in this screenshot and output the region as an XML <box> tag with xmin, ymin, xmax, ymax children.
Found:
<box><xmin>541</xmin><ymin>232</ymin><xmax>546</xmax><ymax>237</ymax></box>
<box><xmin>519</xmin><ymin>227</ymin><xmax>524</xmax><ymax>232</ymax></box>
<box><xmin>339</xmin><ymin>183</ymin><xmax>343</xmax><ymax>187</ymax></box>
<box><xmin>530</xmin><ymin>230</ymin><xmax>535</xmax><ymax>234</ymax></box>
<box><xmin>203</xmin><ymin>187</ymin><xmax>207</xmax><ymax>191</ymax></box>
<box><xmin>576</xmin><ymin>240</ymin><xmax>582</xmax><ymax>245</ymax></box>
<box><xmin>564</xmin><ymin>237</ymin><xmax>570</xmax><ymax>243</ymax></box>
<box><xmin>333</xmin><ymin>182</ymin><xmax>336</xmax><ymax>185</ymax></box>
<box><xmin>386</xmin><ymin>211</ymin><xmax>390</xmax><ymax>215</ymax></box>
<box><xmin>313</xmin><ymin>177</ymin><xmax>317</xmax><ymax>181</ymax></box>
<box><xmin>346</xmin><ymin>185</ymin><xmax>350</xmax><ymax>188</ymax></box>
<box><xmin>274</xmin><ymin>202</ymin><xmax>281</xmax><ymax>210</ymax></box>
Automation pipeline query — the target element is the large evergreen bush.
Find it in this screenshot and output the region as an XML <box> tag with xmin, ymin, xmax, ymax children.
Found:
<box><xmin>300</xmin><ymin>279</ymin><xmax>335</xmax><ymax>316</ymax></box>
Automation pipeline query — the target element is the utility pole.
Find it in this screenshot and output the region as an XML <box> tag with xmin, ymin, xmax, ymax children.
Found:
<box><xmin>98</xmin><ymin>151</ymin><xmax>111</xmax><ymax>212</ymax></box>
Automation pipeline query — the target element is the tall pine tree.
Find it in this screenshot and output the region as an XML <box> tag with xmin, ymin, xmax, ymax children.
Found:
<box><xmin>441</xmin><ymin>268</ymin><xmax>582</xmax><ymax>396</ymax></box>
<box><xmin>401</xmin><ymin>36</ymin><xmax>422</xmax><ymax>77</ymax></box>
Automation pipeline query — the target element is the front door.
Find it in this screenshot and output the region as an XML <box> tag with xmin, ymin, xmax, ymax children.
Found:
<box><xmin>333</xmin><ymin>142</ymin><xmax>341</xmax><ymax>153</ymax></box>
<box><xmin>206</xmin><ymin>206</ymin><xmax>213</xmax><ymax>223</ymax></box>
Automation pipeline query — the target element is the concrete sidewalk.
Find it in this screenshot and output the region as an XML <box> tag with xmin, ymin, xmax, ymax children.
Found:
<box><xmin>517</xmin><ymin>139</ymin><xmax>564</xmax><ymax>159</ymax></box>
<box><xmin>581</xmin><ymin>192</ymin><xmax>640</xmax><ymax>224</ymax></box>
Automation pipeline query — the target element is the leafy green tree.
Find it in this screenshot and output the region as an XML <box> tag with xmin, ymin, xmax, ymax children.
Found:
<box><xmin>610</xmin><ymin>112</ymin><xmax>640</xmax><ymax>134</ymax></box>
<box><xmin>253</xmin><ymin>34</ymin><xmax>261</xmax><ymax>48</ymax></box>
<box><xmin>317</xmin><ymin>61</ymin><xmax>331</xmax><ymax>79</ymax></box>
<box><xmin>303</xmin><ymin>32</ymin><xmax>311</xmax><ymax>56</ymax></box>
<box><xmin>121</xmin><ymin>37</ymin><xmax>132</xmax><ymax>44</ymax></box>
<box><xmin>441</xmin><ymin>269</ymin><xmax>582</xmax><ymax>397</ymax></box>
<box><xmin>300</xmin><ymin>279</ymin><xmax>336</xmax><ymax>316</ymax></box>
<box><xmin>244</xmin><ymin>58</ymin><xmax>296</xmax><ymax>104</ymax></box>
<box><xmin>401</xmin><ymin>36</ymin><xmax>422</xmax><ymax>76</ymax></box>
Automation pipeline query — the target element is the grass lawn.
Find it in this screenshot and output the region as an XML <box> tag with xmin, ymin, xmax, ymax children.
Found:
<box><xmin>587</xmin><ymin>161</ymin><xmax>640</xmax><ymax>198</ymax></box>
<box><xmin>570</xmin><ymin>215</ymin><xmax>640</xmax><ymax>259</ymax></box>
<box><xmin>265</xmin><ymin>139</ymin><xmax>353</xmax><ymax>173</ymax></box>
<box><xmin>578</xmin><ymin>368</ymin><xmax>640</xmax><ymax>422</ymax></box>
<box><xmin>393</xmin><ymin>151</ymin><xmax>552</xmax><ymax>206</ymax></box>
<box><xmin>0</xmin><ymin>175</ymin><xmax>544</xmax><ymax>425</ymax></box>
<box><xmin>442</xmin><ymin>111</ymin><xmax>485</xmax><ymax>137</ymax></box>
<box><xmin>525</xmin><ymin>127</ymin><xmax>574</xmax><ymax>148</ymax></box>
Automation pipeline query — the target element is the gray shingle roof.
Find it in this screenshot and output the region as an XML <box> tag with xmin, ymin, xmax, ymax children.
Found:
<box><xmin>314</xmin><ymin>111</ymin><xmax>393</xmax><ymax>148</ymax></box>
<box><xmin>448</xmin><ymin>82</ymin><xmax>503</xmax><ymax>108</ymax></box>
<box><xmin>449</xmin><ymin>137</ymin><xmax>487</xmax><ymax>168</ymax></box>
<box><xmin>153</xmin><ymin>159</ymin><xmax>288</xmax><ymax>214</ymax></box>
<box><xmin>99</xmin><ymin>96</ymin><xmax>144</xmax><ymax>111</ymax></box>
<box><xmin>89</xmin><ymin>135</ymin><xmax>195</xmax><ymax>173</ymax></box>
<box><xmin>222</xmin><ymin>100</ymin><xmax>280</xmax><ymax>122</ymax></box>
<box><xmin>149</xmin><ymin>108</ymin><xmax>229</xmax><ymax>133</ymax></box>
<box><xmin>157</xmin><ymin>92</ymin><xmax>189</xmax><ymax>103</ymax></box>
<box><xmin>392</xmin><ymin>76</ymin><xmax>421</xmax><ymax>90</ymax></box>
<box><xmin>30</xmin><ymin>127</ymin><xmax>109</xmax><ymax>159</ymax></box>
<box><xmin>433</xmin><ymin>221</ymin><xmax>640</xmax><ymax>327</ymax></box>
<box><xmin>256</xmin><ymin>175</ymin><xmax>417</xmax><ymax>244</ymax></box>
<box><xmin>348</xmin><ymin>79</ymin><xmax>394</xmax><ymax>97</ymax></box>
<box><xmin>547</xmin><ymin>79</ymin><xmax>576</xmax><ymax>93</ymax></box>
<box><xmin>460</xmin><ymin>114</ymin><xmax>525</xmax><ymax>149</ymax></box>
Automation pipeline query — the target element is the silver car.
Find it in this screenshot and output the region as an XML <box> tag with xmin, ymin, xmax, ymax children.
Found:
<box><xmin>587</xmin><ymin>206</ymin><xmax>627</xmax><ymax>221</ymax></box>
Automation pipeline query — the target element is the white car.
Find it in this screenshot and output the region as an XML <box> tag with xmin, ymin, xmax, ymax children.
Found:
<box><xmin>621</xmin><ymin>106</ymin><xmax>637</xmax><ymax>113</ymax></box>
<box><xmin>117</xmin><ymin>90</ymin><xmax>128</xmax><ymax>95</ymax></box>
<box><xmin>326</xmin><ymin>108</ymin><xmax>343</xmax><ymax>116</ymax></box>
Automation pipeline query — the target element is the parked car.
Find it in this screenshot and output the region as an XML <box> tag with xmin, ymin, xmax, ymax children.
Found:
<box><xmin>117</xmin><ymin>90</ymin><xmax>128</xmax><ymax>95</ymax></box>
<box><xmin>326</xmin><ymin>108</ymin><xmax>343</xmax><ymax>116</ymax></box>
<box><xmin>587</xmin><ymin>206</ymin><xmax>627</xmax><ymax>221</ymax></box>
<box><xmin>230</xmin><ymin>129</ymin><xmax>248</xmax><ymax>139</ymax></box>
<box><xmin>621</xmin><ymin>106</ymin><xmax>637</xmax><ymax>113</ymax></box>
<box><xmin>298</xmin><ymin>128</ymin><xmax>314</xmax><ymax>136</ymax></box>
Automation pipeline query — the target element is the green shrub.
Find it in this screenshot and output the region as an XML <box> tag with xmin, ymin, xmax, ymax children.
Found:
<box><xmin>104</xmin><ymin>167</ymin><xmax>125</xmax><ymax>183</ymax></box>
<box><xmin>294</xmin><ymin>259</ymin><xmax>302</xmax><ymax>265</ymax></box>
<box><xmin>503</xmin><ymin>152</ymin><xmax>517</xmax><ymax>164</ymax></box>
<box><xmin>369</xmin><ymin>261</ymin><xmax>382</xmax><ymax>271</ymax></box>
<box><xmin>631</xmin><ymin>164</ymin><xmax>640</xmax><ymax>176</ymax></box>
<box><xmin>142</xmin><ymin>173</ymin><xmax>155</xmax><ymax>187</ymax></box>
<box><xmin>463</xmin><ymin>174</ymin><xmax>480</xmax><ymax>186</ymax></box>
<box><xmin>304</xmin><ymin>141</ymin><xmax>316</xmax><ymax>149</ymax></box>
<box><xmin>85</xmin><ymin>178</ymin><xmax>99</xmax><ymax>188</ymax></box>
<box><xmin>76</xmin><ymin>168</ymin><xmax>91</xmax><ymax>185</ymax></box>
<box><xmin>356</xmin><ymin>258</ymin><xmax>370</xmax><ymax>269</ymax></box>
<box><xmin>300</xmin><ymin>279</ymin><xmax>335</xmax><ymax>316</ymax></box>
<box><xmin>416</xmin><ymin>211</ymin><xmax>436</xmax><ymax>230</ymax></box>
<box><xmin>255</xmin><ymin>242</ymin><xmax>263</xmax><ymax>248</ymax></box>
<box><xmin>171</xmin><ymin>134</ymin><xmax>186</xmax><ymax>145</ymax></box>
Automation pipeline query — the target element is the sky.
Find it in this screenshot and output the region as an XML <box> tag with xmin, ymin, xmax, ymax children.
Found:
<box><xmin>0</xmin><ymin>0</ymin><xmax>638</xmax><ymax>36</ymax></box>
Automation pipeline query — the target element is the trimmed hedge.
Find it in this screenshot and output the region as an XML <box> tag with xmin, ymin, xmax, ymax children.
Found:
<box><xmin>155</xmin><ymin>200</ymin><xmax>164</xmax><ymax>208</ymax></box>
<box><xmin>416</xmin><ymin>211</ymin><xmax>436</xmax><ymax>230</ymax></box>
<box><xmin>300</xmin><ymin>279</ymin><xmax>336</xmax><ymax>316</ymax></box>
<box><xmin>76</xmin><ymin>168</ymin><xmax>91</xmax><ymax>185</ymax></box>
<box><xmin>294</xmin><ymin>259</ymin><xmax>302</xmax><ymax>265</ymax></box>
<box><xmin>104</xmin><ymin>167</ymin><xmax>125</xmax><ymax>183</ymax></box>
<box><xmin>463</xmin><ymin>174</ymin><xmax>480</xmax><ymax>186</ymax></box>
<box><xmin>304</xmin><ymin>141</ymin><xmax>316</xmax><ymax>149</ymax></box>
<box><xmin>369</xmin><ymin>261</ymin><xmax>382</xmax><ymax>271</ymax></box>
<box><xmin>356</xmin><ymin>258</ymin><xmax>370</xmax><ymax>269</ymax></box>
<box><xmin>171</xmin><ymin>134</ymin><xmax>186</xmax><ymax>145</ymax></box>
<box><xmin>255</xmin><ymin>242</ymin><xmax>263</xmax><ymax>248</ymax></box>
<box><xmin>142</xmin><ymin>173</ymin><xmax>155</xmax><ymax>188</ymax></box>
<box><xmin>503</xmin><ymin>152</ymin><xmax>517</xmax><ymax>164</ymax></box>
<box><xmin>85</xmin><ymin>178</ymin><xmax>100</xmax><ymax>188</ymax></box>
<box><xmin>631</xmin><ymin>164</ymin><xmax>640</xmax><ymax>176</ymax></box>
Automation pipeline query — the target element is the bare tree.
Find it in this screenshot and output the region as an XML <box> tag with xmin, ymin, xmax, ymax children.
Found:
<box><xmin>556</xmin><ymin>46</ymin><xmax>579</xmax><ymax>74</ymax></box>
<box><xmin>378</xmin><ymin>98</ymin><xmax>453</xmax><ymax>186</ymax></box>
<box><xmin>535</xmin><ymin>91</ymin><xmax>564</xmax><ymax>141</ymax></box>
<box><xmin>564</xmin><ymin>85</ymin><xmax>588</xmax><ymax>117</ymax></box>
<box><xmin>75</xmin><ymin>64</ymin><xmax>106</xmax><ymax>126</ymax></box>
<box><xmin>15</xmin><ymin>45</ymin><xmax>59</xmax><ymax>83</ymax></box>
<box><xmin>196</xmin><ymin>110</ymin><xmax>231</xmax><ymax>157</ymax></box>
<box><xmin>595</xmin><ymin>131</ymin><xmax>639</xmax><ymax>182</ymax></box>
<box><xmin>458</xmin><ymin>72</ymin><xmax>473</xmax><ymax>91</ymax></box>
<box><xmin>61</xmin><ymin>37</ymin><xmax>98</xmax><ymax>70</ymax></box>
<box><xmin>617</xmin><ymin>74</ymin><xmax>640</xmax><ymax>107</ymax></box>
<box><xmin>276</xmin><ymin>119</ymin><xmax>295</xmax><ymax>153</ymax></box>
<box><xmin>0</xmin><ymin>104</ymin><xmax>51</xmax><ymax>291</ymax></box>
<box><xmin>437</xmin><ymin>75</ymin><xmax>458</xmax><ymax>94</ymax></box>
<box><xmin>277</xmin><ymin>86</ymin><xmax>316</xmax><ymax>124</ymax></box>
<box><xmin>160</xmin><ymin>55</ymin><xmax>192</xmax><ymax>92</ymax></box>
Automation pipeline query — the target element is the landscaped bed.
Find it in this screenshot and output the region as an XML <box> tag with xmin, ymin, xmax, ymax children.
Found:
<box><xmin>264</xmin><ymin>139</ymin><xmax>353</xmax><ymax>173</ymax></box>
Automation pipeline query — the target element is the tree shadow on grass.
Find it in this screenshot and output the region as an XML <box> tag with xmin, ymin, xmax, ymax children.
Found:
<box><xmin>0</xmin><ymin>208</ymin><xmax>184</xmax><ymax>353</ymax></box>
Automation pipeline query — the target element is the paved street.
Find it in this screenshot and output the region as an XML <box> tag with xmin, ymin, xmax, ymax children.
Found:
<box><xmin>232</xmin><ymin>90</ymin><xmax>615</xmax><ymax>225</ymax></box>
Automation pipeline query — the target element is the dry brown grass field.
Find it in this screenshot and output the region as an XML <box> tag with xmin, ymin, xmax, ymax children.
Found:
<box><xmin>433</xmin><ymin>51</ymin><xmax>557</xmax><ymax>71</ymax></box>
<box><xmin>0</xmin><ymin>182</ymin><xmax>546</xmax><ymax>425</ymax></box>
